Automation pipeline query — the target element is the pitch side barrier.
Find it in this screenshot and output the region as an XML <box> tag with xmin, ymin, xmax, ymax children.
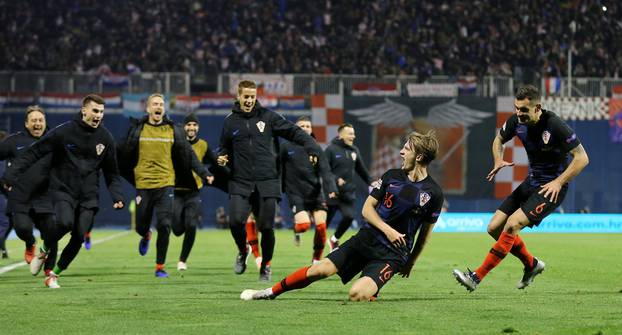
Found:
<box><xmin>434</xmin><ymin>213</ymin><xmax>622</xmax><ymax>233</ymax></box>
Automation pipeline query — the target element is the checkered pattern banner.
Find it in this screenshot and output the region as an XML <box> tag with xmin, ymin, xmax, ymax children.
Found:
<box><xmin>371</xmin><ymin>138</ymin><xmax>402</xmax><ymax>179</ymax></box>
<box><xmin>311</xmin><ymin>95</ymin><xmax>343</xmax><ymax>148</ymax></box>
<box><xmin>495</xmin><ymin>97</ymin><xmax>529</xmax><ymax>198</ymax></box>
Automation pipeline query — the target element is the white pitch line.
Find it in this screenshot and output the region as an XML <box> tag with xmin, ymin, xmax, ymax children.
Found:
<box><xmin>0</xmin><ymin>231</ymin><xmax>130</xmax><ymax>275</ymax></box>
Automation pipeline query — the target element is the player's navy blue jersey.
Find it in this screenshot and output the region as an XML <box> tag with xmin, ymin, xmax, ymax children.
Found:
<box><xmin>363</xmin><ymin>168</ymin><xmax>443</xmax><ymax>260</ymax></box>
<box><xmin>499</xmin><ymin>110</ymin><xmax>581</xmax><ymax>187</ymax></box>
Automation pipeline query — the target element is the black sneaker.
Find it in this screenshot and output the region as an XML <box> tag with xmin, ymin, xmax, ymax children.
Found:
<box><xmin>1</xmin><ymin>249</ymin><xmax>8</xmax><ymax>259</ymax></box>
<box><xmin>259</xmin><ymin>264</ymin><xmax>272</xmax><ymax>282</ymax></box>
<box><xmin>452</xmin><ymin>268</ymin><xmax>480</xmax><ymax>292</ymax></box>
<box><xmin>517</xmin><ymin>257</ymin><xmax>546</xmax><ymax>289</ymax></box>
<box><xmin>234</xmin><ymin>251</ymin><xmax>248</xmax><ymax>274</ymax></box>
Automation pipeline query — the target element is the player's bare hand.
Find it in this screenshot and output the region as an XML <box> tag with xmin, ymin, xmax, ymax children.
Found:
<box><xmin>398</xmin><ymin>261</ymin><xmax>415</xmax><ymax>278</ymax></box>
<box><xmin>337</xmin><ymin>178</ymin><xmax>346</xmax><ymax>186</ymax></box>
<box><xmin>206</xmin><ymin>176</ymin><xmax>214</xmax><ymax>185</ymax></box>
<box><xmin>113</xmin><ymin>201</ymin><xmax>124</xmax><ymax>209</ymax></box>
<box><xmin>386</xmin><ymin>229</ymin><xmax>406</xmax><ymax>248</ymax></box>
<box><xmin>487</xmin><ymin>160</ymin><xmax>514</xmax><ymax>181</ymax></box>
<box><xmin>328</xmin><ymin>192</ymin><xmax>337</xmax><ymax>199</ymax></box>
<box><xmin>3</xmin><ymin>183</ymin><xmax>12</xmax><ymax>192</ymax></box>
<box><xmin>538</xmin><ymin>179</ymin><xmax>562</xmax><ymax>203</ymax></box>
<box><xmin>217</xmin><ymin>155</ymin><xmax>228</xmax><ymax>166</ymax></box>
<box><xmin>308</xmin><ymin>154</ymin><xmax>318</xmax><ymax>166</ymax></box>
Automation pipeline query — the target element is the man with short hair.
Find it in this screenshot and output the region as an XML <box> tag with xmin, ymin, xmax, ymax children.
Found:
<box><xmin>324</xmin><ymin>123</ymin><xmax>372</xmax><ymax>250</ymax></box>
<box><xmin>241</xmin><ymin>131</ymin><xmax>443</xmax><ymax>301</ymax></box>
<box><xmin>0</xmin><ymin>106</ymin><xmax>55</xmax><ymax>269</ymax></box>
<box><xmin>453</xmin><ymin>85</ymin><xmax>589</xmax><ymax>292</ymax></box>
<box><xmin>3</xmin><ymin>94</ymin><xmax>125</xmax><ymax>289</ymax></box>
<box><xmin>280</xmin><ymin>116</ymin><xmax>337</xmax><ymax>263</ymax></box>
<box><xmin>172</xmin><ymin>113</ymin><xmax>216</xmax><ymax>271</ymax></box>
<box><xmin>117</xmin><ymin>93</ymin><xmax>212</xmax><ymax>277</ymax></box>
<box><xmin>218</xmin><ymin>80</ymin><xmax>322</xmax><ymax>281</ymax></box>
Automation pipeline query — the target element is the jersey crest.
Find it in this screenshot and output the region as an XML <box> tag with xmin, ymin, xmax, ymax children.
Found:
<box><xmin>256</xmin><ymin>121</ymin><xmax>265</xmax><ymax>133</ymax></box>
<box><xmin>542</xmin><ymin>130</ymin><xmax>551</xmax><ymax>144</ymax></box>
<box><xmin>419</xmin><ymin>192</ymin><xmax>431</xmax><ymax>206</ymax></box>
<box><xmin>351</xmin><ymin>152</ymin><xmax>357</xmax><ymax>161</ymax></box>
<box><xmin>96</xmin><ymin>143</ymin><xmax>105</xmax><ymax>156</ymax></box>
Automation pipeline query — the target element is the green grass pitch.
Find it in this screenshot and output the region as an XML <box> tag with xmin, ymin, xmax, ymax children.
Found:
<box><xmin>0</xmin><ymin>230</ymin><xmax>620</xmax><ymax>334</ymax></box>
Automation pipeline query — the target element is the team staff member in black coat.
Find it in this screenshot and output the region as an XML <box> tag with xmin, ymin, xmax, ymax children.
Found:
<box><xmin>217</xmin><ymin>80</ymin><xmax>321</xmax><ymax>281</ymax></box>
<box><xmin>117</xmin><ymin>93</ymin><xmax>212</xmax><ymax>278</ymax></box>
<box><xmin>280</xmin><ymin>116</ymin><xmax>337</xmax><ymax>263</ymax></box>
<box><xmin>324</xmin><ymin>123</ymin><xmax>372</xmax><ymax>250</ymax></box>
<box><xmin>0</xmin><ymin>105</ymin><xmax>55</xmax><ymax>268</ymax></box>
<box><xmin>3</xmin><ymin>94</ymin><xmax>125</xmax><ymax>289</ymax></box>
<box><xmin>172</xmin><ymin>113</ymin><xmax>219</xmax><ymax>272</ymax></box>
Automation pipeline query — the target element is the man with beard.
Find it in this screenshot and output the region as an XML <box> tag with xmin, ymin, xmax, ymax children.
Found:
<box><xmin>2</xmin><ymin>95</ymin><xmax>125</xmax><ymax>289</ymax></box>
<box><xmin>117</xmin><ymin>94</ymin><xmax>212</xmax><ymax>277</ymax></box>
<box><xmin>324</xmin><ymin>123</ymin><xmax>372</xmax><ymax>250</ymax></box>
<box><xmin>453</xmin><ymin>85</ymin><xmax>589</xmax><ymax>292</ymax></box>
<box><xmin>172</xmin><ymin>113</ymin><xmax>217</xmax><ymax>272</ymax></box>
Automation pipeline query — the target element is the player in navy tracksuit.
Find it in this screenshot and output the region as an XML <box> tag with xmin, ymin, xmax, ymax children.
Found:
<box><xmin>3</xmin><ymin>95</ymin><xmax>125</xmax><ymax>289</ymax></box>
<box><xmin>324</xmin><ymin>123</ymin><xmax>371</xmax><ymax>250</ymax></box>
<box><xmin>280</xmin><ymin>116</ymin><xmax>337</xmax><ymax>263</ymax></box>
<box><xmin>241</xmin><ymin>131</ymin><xmax>443</xmax><ymax>301</ymax></box>
<box><xmin>453</xmin><ymin>85</ymin><xmax>589</xmax><ymax>292</ymax></box>
<box><xmin>0</xmin><ymin>106</ymin><xmax>55</xmax><ymax>271</ymax></box>
<box><xmin>217</xmin><ymin>80</ymin><xmax>321</xmax><ymax>281</ymax></box>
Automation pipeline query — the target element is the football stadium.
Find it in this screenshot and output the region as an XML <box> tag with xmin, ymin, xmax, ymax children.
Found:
<box><xmin>0</xmin><ymin>1</ymin><xmax>621</xmax><ymax>334</ymax></box>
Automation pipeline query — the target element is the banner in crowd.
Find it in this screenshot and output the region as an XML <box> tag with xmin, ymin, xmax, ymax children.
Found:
<box><xmin>228</xmin><ymin>74</ymin><xmax>294</xmax><ymax>96</ymax></box>
<box><xmin>457</xmin><ymin>77</ymin><xmax>477</xmax><ymax>95</ymax></box>
<box><xmin>544</xmin><ymin>77</ymin><xmax>562</xmax><ymax>95</ymax></box>
<box><xmin>101</xmin><ymin>74</ymin><xmax>129</xmax><ymax>88</ymax></box>
<box><xmin>610</xmin><ymin>85</ymin><xmax>622</xmax><ymax>142</ymax></box>
<box><xmin>0</xmin><ymin>92</ymin><xmax>36</xmax><ymax>108</ymax></box>
<box><xmin>540</xmin><ymin>96</ymin><xmax>609</xmax><ymax>120</ymax></box>
<box><xmin>406</xmin><ymin>83</ymin><xmax>458</xmax><ymax>97</ymax></box>
<box><xmin>351</xmin><ymin>83</ymin><xmax>400</xmax><ymax>96</ymax></box>
<box><xmin>434</xmin><ymin>213</ymin><xmax>622</xmax><ymax>233</ymax></box>
<box><xmin>40</xmin><ymin>93</ymin><xmax>122</xmax><ymax>109</ymax></box>
<box><xmin>336</xmin><ymin>96</ymin><xmax>496</xmax><ymax>196</ymax></box>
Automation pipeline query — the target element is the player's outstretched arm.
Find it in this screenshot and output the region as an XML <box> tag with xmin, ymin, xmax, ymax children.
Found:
<box><xmin>487</xmin><ymin>135</ymin><xmax>514</xmax><ymax>181</ymax></box>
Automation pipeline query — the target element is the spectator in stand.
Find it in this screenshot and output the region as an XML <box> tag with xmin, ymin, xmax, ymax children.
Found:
<box><xmin>0</xmin><ymin>1</ymin><xmax>619</xmax><ymax>78</ymax></box>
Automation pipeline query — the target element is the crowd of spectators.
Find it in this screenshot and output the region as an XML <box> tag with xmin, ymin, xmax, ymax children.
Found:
<box><xmin>1</xmin><ymin>0</ymin><xmax>620</xmax><ymax>79</ymax></box>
